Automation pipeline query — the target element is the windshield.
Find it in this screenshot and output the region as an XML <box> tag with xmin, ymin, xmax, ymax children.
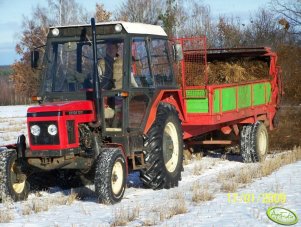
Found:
<box><xmin>43</xmin><ymin>38</ymin><xmax>124</xmax><ymax>93</ymax></box>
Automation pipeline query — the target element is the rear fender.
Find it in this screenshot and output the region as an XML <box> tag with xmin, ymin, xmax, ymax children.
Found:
<box><xmin>143</xmin><ymin>90</ymin><xmax>185</xmax><ymax>135</ymax></box>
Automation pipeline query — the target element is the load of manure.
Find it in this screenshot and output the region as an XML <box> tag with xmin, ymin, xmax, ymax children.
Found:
<box><xmin>176</xmin><ymin>58</ymin><xmax>270</xmax><ymax>86</ymax></box>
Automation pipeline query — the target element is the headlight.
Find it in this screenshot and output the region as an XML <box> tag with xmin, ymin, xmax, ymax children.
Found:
<box><xmin>48</xmin><ymin>124</ymin><xmax>58</xmax><ymax>136</ymax></box>
<box><xmin>30</xmin><ymin>125</ymin><xmax>41</xmax><ymax>136</ymax></box>
<box><xmin>114</xmin><ymin>24</ymin><xmax>122</xmax><ymax>32</ymax></box>
<box><xmin>52</xmin><ymin>28</ymin><xmax>59</xmax><ymax>36</ymax></box>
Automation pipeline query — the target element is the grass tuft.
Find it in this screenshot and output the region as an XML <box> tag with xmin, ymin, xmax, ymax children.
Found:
<box><xmin>0</xmin><ymin>208</ymin><xmax>14</xmax><ymax>223</ymax></box>
<box><xmin>191</xmin><ymin>182</ymin><xmax>214</xmax><ymax>202</ymax></box>
<box><xmin>217</xmin><ymin>147</ymin><xmax>301</xmax><ymax>193</ymax></box>
<box><xmin>111</xmin><ymin>205</ymin><xmax>140</xmax><ymax>227</ymax></box>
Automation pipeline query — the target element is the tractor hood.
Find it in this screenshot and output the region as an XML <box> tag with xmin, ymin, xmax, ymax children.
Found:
<box><xmin>27</xmin><ymin>100</ymin><xmax>95</xmax><ymax>117</ymax></box>
<box><xmin>27</xmin><ymin>100</ymin><xmax>96</xmax><ymax>151</ymax></box>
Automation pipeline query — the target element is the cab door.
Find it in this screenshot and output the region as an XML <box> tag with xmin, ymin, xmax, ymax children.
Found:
<box><xmin>100</xmin><ymin>39</ymin><xmax>127</xmax><ymax>134</ymax></box>
<box><xmin>127</xmin><ymin>37</ymin><xmax>154</xmax><ymax>134</ymax></box>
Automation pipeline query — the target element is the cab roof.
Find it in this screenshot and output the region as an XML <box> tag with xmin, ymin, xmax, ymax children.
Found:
<box><xmin>50</xmin><ymin>21</ymin><xmax>167</xmax><ymax>37</ymax></box>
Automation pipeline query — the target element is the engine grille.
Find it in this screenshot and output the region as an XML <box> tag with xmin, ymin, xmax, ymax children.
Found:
<box><xmin>29</xmin><ymin>121</ymin><xmax>60</xmax><ymax>145</ymax></box>
<box><xmin>67</xmin><ymin>120</ymin><xmax>75</xmax><ymax>144</ymax></box>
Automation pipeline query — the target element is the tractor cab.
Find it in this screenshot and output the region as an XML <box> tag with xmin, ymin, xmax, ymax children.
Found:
<box><xmin>29</xmin><ymin>21</ymin><xmax>178</xmax><ymax>156</ymax></box>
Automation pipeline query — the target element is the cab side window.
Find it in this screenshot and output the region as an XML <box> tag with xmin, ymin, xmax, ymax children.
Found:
<box><xmin>131</xmin><ymin>38</ymin><xmax>153</xmax><ymax>88</ymax></box>
<box><xmin>150</xmin><ymin>39</ymin><xmax>173</xmax><ymax>86</ymax></box>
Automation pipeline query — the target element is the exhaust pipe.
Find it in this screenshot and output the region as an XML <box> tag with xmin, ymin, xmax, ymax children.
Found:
<box><xmin>89</xmin><ymin>18</ymin><xmax>102</xmax><ymax>128</ymax></box>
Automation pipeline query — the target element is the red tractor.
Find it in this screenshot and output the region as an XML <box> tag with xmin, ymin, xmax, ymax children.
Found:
<box><xmin>0</xmin><ymin>18</ymin><xmax>281</xmax><ymax>204</ymax></box>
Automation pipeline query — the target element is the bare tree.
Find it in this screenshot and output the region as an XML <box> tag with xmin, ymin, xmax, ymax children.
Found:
<box><xmin>214</xmin><ymin>16</ymin><xmax>243</xmax><ymax>48</ymax></box>
<box><xmin>95</xmin><ymin>3</ymin><xmax>112</xmax><ymax>22</ymax></box>
<box><xmin>11</xmin><ymin>0</ymin><xmax>89</xmax><ymax>98</ymax></box>
<box><xmin>47</xmin><ymin>0</ymin><xmax>89</xmax><ymax>25</ymax></box>
<box><xmin>115</xmin><ymin>0</ymin><xmax>164</xmax><ymax>24</ymax></box>
<box><xmin>115</xmin><ymin>0</ymin><xmax>187</xmax><ymax>37</ymax></box>
<box><xmin>177</xmin><ymin>1</ymin><xmax>214</xmax><ymax>45</ymax></box>
<box><xmin>243</xmin><ymin>9</ymin><xmax>281</xmax><ymax>47</ymax></box>
<box><xmin>270</xmin><ymin>0</ymin><xmax>301</xmax><ymax>35</ymax></box>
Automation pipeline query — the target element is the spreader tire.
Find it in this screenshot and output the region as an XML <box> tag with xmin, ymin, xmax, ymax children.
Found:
<box><xmin>240</xmin><ymin>125</ymin><xmax>253</xmax><ymax>163</ymax></box>
<box><xmin>95</xmin><ymin>148</ymin><xmax>126</xmax><ymax>204</ymax></box>
<box><xmin>140</xmin><ymin>103</ymin><xmax>183</xmax><ymax>189</ymax></box>
<box><xmin>0</xmin><ymin>149</ymin><xmax>29</xmax><ymax>201</ymax></box>
<box><xmin>250</xmin><ymin>121</ymin><xmax>268</xmax><ymax>162</ymax></box>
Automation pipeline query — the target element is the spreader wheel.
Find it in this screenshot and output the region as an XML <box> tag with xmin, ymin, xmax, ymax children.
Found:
<box><xmin>0</xmin><ymin>149</ymin><xmax>29</xmax><ymax>201</ymax></box>
<box><xmin>94</xmin><ymin>148</ymin><xmax>126</xmax><ymax>204</ymax></box>
<box><xmin>250</xmin><ymin>121</ymin><xmax>268</xmax><ymax>162</ymax></box>
<box><xmin>240</xmin><ymin>125</ymin><xmax>253</xmax><ymax>163</ymax></box>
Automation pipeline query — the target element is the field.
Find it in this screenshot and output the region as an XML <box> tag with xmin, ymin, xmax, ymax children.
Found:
<box><xmin>0</xmin><ymin>105</ymin><xmax>300</xmax><ymax>226</ymax></box>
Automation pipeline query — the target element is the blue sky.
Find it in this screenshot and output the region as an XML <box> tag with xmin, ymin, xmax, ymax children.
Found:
<box><xmin>0</xmin><ymin>0</ymin><xmax>269</xmax><ymax>65</ymax></box>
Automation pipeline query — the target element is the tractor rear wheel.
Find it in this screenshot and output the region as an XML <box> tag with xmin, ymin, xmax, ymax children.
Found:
<box><xmin>0</xmin><ymin>149</ymin><xmax>29</xmax><ymax>201</ymax></box>
<box><xmin>250</xmin><ymin>121</ymin><xmax>268</xmax><ymax>162</ymax></box>
<box><xmin>95</xmin><ymin>148</ymin><xmax>126</xmax><ymax>204</ymax></box>
<box><xmin>140</xmin><ymin>103</ymin><xmax>183</xmax><ymax>189</ymax></box>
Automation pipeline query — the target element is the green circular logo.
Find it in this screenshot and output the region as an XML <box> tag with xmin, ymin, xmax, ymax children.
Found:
<box><xmin>266</xmin><ymin>207</ymin><xmax>298</xmax><ymax>225</ymax></box>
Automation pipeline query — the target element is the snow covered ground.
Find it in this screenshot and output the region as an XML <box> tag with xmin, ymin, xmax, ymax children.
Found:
<box><xmin>0</xmin><ymin>105</ymin><xmax>300</xmax><ymax>226</ymax></box>
<box><xmin>0</xmin><ymin>105</ymin><xmax>31</xmax><ymax>146</ymax></box>
<box><xmin>0</xmin><ymin>156</ymin><xmax>299</xmax><ymax>226</ymax></box>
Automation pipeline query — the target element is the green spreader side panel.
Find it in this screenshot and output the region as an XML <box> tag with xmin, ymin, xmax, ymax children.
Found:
<box><xmin>266</xmin><ymin>82</ymin><xmax>272</xmax><ymax>103</ymax></box>
<box><xmin>186</xmin><ymin>90</ymin><xmax>207</xmax><ymax>98</ymax></box>
<box><xmin>253</xmin><ymin>83</ymin><xmax>265</xmax><ymax>106</ymax></box>
<box><xmin>213</xmin><ymin>89</ymin><xmax>220</xmax><ymax>113</ymax></box>
<box><xmin>186</xmin><ymin>99</ymin><xmax>209</xmax><ymax>113</ymax></box>
<box><xmin>222</xmin><ymin>87</ymin><xmax>236</xmax><ymax>111</ymax></box>
<box><xmin>238</xmin><ymin>85</ymin><xmax>251</xmax><ymax>108</ymax></box>
<box><xmin>253</xmin><ymin>82</ymin><xmax>272</xmax><ymax>105</ymax></box>
<box><xmin>186</xmin><ymin>89</ymin><xmax>209</xmax><ymax>113</ymax></box>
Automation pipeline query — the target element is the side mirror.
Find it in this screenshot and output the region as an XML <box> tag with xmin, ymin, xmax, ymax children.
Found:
<box><xmin>173</xmin><ymin>43</ymin><xmax>183</xmax><ymax>61</ymax></box>
<box><xmin>31</xmin><ymin>50</ymin><xmax>39</xmax><ymax>69</ymax></box>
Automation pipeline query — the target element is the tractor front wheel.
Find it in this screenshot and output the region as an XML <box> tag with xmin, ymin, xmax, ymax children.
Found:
<box><xmin>0</xmin><ymin>149</ymin><xmax>29</xmax><ymax>201</ymax></box>
<box><xmin>94</xmin><ymin>148</ymin><xmax>126</xmax><ymax>204</ymax></box>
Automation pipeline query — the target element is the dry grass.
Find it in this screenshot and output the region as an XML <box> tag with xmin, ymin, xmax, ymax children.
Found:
<box><xmin>218</xmin><ymin>147</ymin><xmax>301</xmax><ymax>193</ymax></box>
<box><xmin>163</xmin><ymin>198</ymin><xmax>187</xmax><ymax>220</ymax></box>
<box><xmin>183</xmin><ymin>149</ymin><xmax>192</xmax><ymax>165</ymax></box>
<box><xmin>142</xmin><ymin>219</ymin><xmax>157</xmax><ymax>226</ymax></box>
<box><xmin>32</xmin><ymin>199</ymin><xmax>49</xmax><ymax>213</ymax></box>
<box><xmin>0</xmin><ymin>208</ymin><xmax>14</xmax><ymax>223</ymax></box>
<box><xmin>220</xmin><ymin>181</ymin><xmax>238</xmax><ymax>193</ymax></box>
<box><xmin>261</xmin><ymin>147</ymin><xmax>301</xmax><ymax>177</ymax></box>
<box><xmin>235</xmin><ymin>168</ymin><xmax>254</xmax><ymax>184</ymax></box>
<box><xmin>193</xmin><ymin>163</ymin><xmax>203</xmax><ymax>175</ymax></box>
<box><xmin>149</xmin><ymin>195</ymin><xmax>187</xmax><ymax>223</ymax></box>
<box><xmin>0</xmin><ymin>196</ymin><xmax>15</xmax><ymax>223</ymax></box>
<box><xmin>169</xmin><ymin>191</ymin><xmax>185</xmax><ymax>200</ymax></box>
<box><xmin>21</xmin><ymin>192</ymin><xmax>78</xmax><ymax>216</ymax></box>
<box><xmin>195</xmin><ymin>152</ymin><xmax>203</xmax><ymax>161</ymax></box>
<box><xmin>111</xmin><ymin>205</ymin><xmax>140</xmax><ymax>227</ymax></box>
<box><xmin>191</xmin><ymin>182</ymin><xmax>214</xmax><ymax>203</ymax></box>
<box><xmin>21</xmin><ymin>203</ymin><xmax>32</xmax><ymax>216</ymax></box>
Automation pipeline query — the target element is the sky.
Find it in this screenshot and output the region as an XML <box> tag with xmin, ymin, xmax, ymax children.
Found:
<box><xmin>0</xmin><ymin>0</ymin><xmax>269</xmax><ymax>65</ymax></box>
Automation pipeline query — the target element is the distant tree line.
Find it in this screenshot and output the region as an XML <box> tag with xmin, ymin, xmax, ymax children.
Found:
<box><xmin>5</xmin><ymin>0</ymin><xmax>301</xmax><ymax>105</ymax></box>
<box><xmin>0</xmin><ymin>66</ymin><xmax>13</xmax><ymax>76</ymax></box>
